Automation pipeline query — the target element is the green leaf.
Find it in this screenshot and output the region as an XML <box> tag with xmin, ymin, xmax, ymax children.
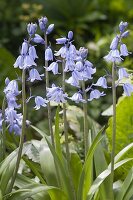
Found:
<box><xmin>46</xmin><ymin>138</ymin><xmax>73</xmax><ymax>200</ymax></box>
<box><xmin>106</xmin><ymin>95</ymin><xmax>133</xmax><ymax>180</ymax></box>
<box><xmin>39</xmin><ymin>139</ymin><xmax>58</xmax><ymax>186</ymax></box>
<box><xmin>70</xmin><ymin>152</ymin><xmax>83</xmax><ymax>194</ymax></box>
<box><xmin>87</xmin><ymin>158</ymin><xmax>133</xmax><ymax>199</ymax></box>
<box><xmin>92</xmin><ymin>124</ymin><xmax>113</xmax><ymax>200</ymax></box>
<box><xmin>115</xmin><ymin>167</ymin><xmax>133</xmax><ymax>200</ymax></box>
<box><xmin>77</xmin><ymin>126</ymin><xmax>105</xmax><ymax>200</ymax></box>
<box><xmin>6</xmin><ymin>184</ymin><xmax>67</xmax><ymax>200</ymax></box>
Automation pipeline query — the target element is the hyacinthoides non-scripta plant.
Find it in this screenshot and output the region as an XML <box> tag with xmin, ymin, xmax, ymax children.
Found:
<box><xmin>104</xmin><ymin>21</ymin><xmax>133</xmax><ymax>199</ymax></box>
<box><xmin>1</xmin><ymin>15</ymin><xmax>133</xmax><ymax>199</ymax></box>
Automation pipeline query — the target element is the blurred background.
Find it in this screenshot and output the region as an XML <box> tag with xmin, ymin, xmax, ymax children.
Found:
<box><xmin>0</xmin><ymin>0</ymin><xmax>133</xmax><ymax>128</ymax></box>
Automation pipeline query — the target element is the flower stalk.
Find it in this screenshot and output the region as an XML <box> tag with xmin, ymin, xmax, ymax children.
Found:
<box><xmin>110</xmin><ymin>61</ymin><xmax>117</xmax><ymax>198</ymax></box>
<box><xmin>82</xmin><ymin>81</ymin><xmax>88</xmax><ymax>158</ymax></box>
<box><xmin>44</xmin><ymin>33</ymin><xmax>55</xmax><ymax>148</ymax></box>
<box><xmin>8</xmin><ymin>69</ymin><xmax>27</xmax><ymax>193</ymax></box>
<box><xmin>62</xmin><ymin>60</ymin><xmax>76</xmax><ymax>200</ymax></box>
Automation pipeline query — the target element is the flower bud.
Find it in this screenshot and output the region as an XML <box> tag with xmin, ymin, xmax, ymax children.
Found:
<box><xmin>46</xmin><ymin>24</ymin><xmax>54</xmax><ymax>34</ymax></box>
<box><xmin>119</xmin><ymin>21</ymin><xmax>128</xmax><ymax>33</ymax></box>
<box><xmin>68</xmin><ymin>31</ymin><xmax>73</xmax><ymax>40</ymax></box>
<box><xmin>38</xmin><ymin>16</ymin><xmax>48</xmax><ymax>31</ymax></box>
<box><xmin>27</xmin><ymin>23</ymin><xmax>37</xmax><ymax>36</ymax></box>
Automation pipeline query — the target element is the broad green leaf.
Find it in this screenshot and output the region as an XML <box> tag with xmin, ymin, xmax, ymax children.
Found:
<box><xmin>77</xmin><ymin>126</ymin><xmax>105</xmax><ymax>200</ymax></box>
<box><xmin>92</xmin><ymin>124</ymin><xmax>113</xmax><ymax>200</ymax></box>
<box><xmin>87</xmin><ymin>158</ymin><xmax>133</xmax><ymax>199</ymax></box>
<box><xmin>115</xmin><ymin>168</ymin><xmax>133</xmax><ymax>200</ymax></box>
<box><xmin>40</xmin><ymin>139</ymin><xmax>58</xmax><ymax>186</ymax></box>
<box><xmin>106</xmin><ymin>95</ymin><xmax>133</xmax><ymax>179</ymax></box>
<box><xmin>70</xmin><ymin>152</ymin><xmax>83</xmax><ymax>194</ymax></box>
<box><xmin>46</xmin><ymin>138</ymin><xmax>73</xmax><ymax>200</ymax></box>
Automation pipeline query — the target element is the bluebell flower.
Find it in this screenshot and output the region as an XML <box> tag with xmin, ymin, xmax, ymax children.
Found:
<box><xmin>66</xmin><ymin>70</ymin><xmax>83</xmax><ymax>87</ymax></box>
<box><xmin>4</xmin><ymin>80</ymin><xmax>20</xmax><ymax>96</ymax></box>
<box><xmin>69</xmin><ymin>91</ymin><xmax>86</xmax><ymax>103</ymax></box>
<box><xmin>27</xmin><ymin>23</ymin><xmax>37</xmax><ymax>36</ymax></box>
<box><xmin>23</xmin><ymin>55</ymin><xmax>37</xmax><ymax>69</ymax></box>
<box><xmin>6</xmin><ymin>93</ymin><xmax>20</xmax><ymax>109</ymax></box>
<box><xmin>5</xmin><ymin>108</ymin><xmax>22</xmax><ymax>126</ymax></box>
<box><xmin>118</xmin><ymin>68</ymin><xmax>129</xmax><ymax>80</ymax></box>
<box><xmin>32</xmin><ymin>34</ymin><xmax>45</xmax><ymax>44</ymax></box>
<box><xmin>56</xmin><ymin>37</ymin><xmax>67</xmax><ymax>44</ymax></box>
<box><xmin>47</xmin><ymin>62</ymin><xmax>59</xmax><ymax>75</ymax></box>
<box><xmin>45</xmin><ymin>47</ymin><xmax>53</xmax><ymax>61</ymax></box>
<box><xmin>88</xmin><ymin>89</ymin><xmax>105</xmax><ymax>101</ymax></box>
<box><xmin>110</xmin><ymin>36</ymin><xmax>119</xmax><ymax>50</ymax></box>
<box><xmin>81</xmin><ymin>60</ymin><xmax>96</xmax><ymax>81</ymax></box>
<box><xmin>34</xmin><ymin>96</ymin><xmax>48</xmax><ymax>110</ymax></box>
<box><xmin>119</xmin><ymin>21</ymin><xmax>128</xmax><ymax>33</ymax></box>
<box><xmin>104</xmin><ymin>50</ymin><xmax>122</xmax><ymax>63</ymax></box>
<box><xmin>120</xmin><ymin>44</ymin><xmax>130</xmax><ymax>56</ymax></box>
<box><xmin>47</xmin><ymin>84</ymin><xmax>68</xmax><ymax>103</ymax></box>
<box><xmin>54</xmin><ymin>46</ymin><xmax>67</xmax><ymax>58</ymax></box>
<box><xmin>38</xmin><ymin>16</ymin><xmax>48</xmax><ymax>31</ymax></box>
<box><xmin>29</xmin><ymin>46</ymin><xmax>38</xmax><ymax>60</ymax></box>
<box><xmin>46</xmin><ymin>24</ymin><xmax>54</xmax><ymax>35</ymax></box>
<box><xmin>14</xmin><ymin>55</ymin><xmax>24</xmax><ymax>69</ymax></box>
<box><xmin>68</xmin><ymin>31</ymin><xmax>73</xmax><ymax>40</ymax></box>
<box><xmin>77</xmin><ymin>47</ymin><xmax>88</xmax><ymax>60</ymax></box>
<box><xmin>123</xmin><ymin>83</ymin><xmax>133</xmax><ymax>96</ymax></box>
<box><xmin>93</xmin><ymin>77</ymin><xmax>107</xmax><ymax>88</ymax></box>
<box><xmin>21</xmin><ymin>40</ymin><xmax>28</xmax><ymax>56</ymax></box>
<box><xmin>9</xmin><ymin>123</ymin><xmax>21</xmax><ymax>135</ymax></box>
<box><xmin>28</xmin><ymin>69</ymin><xmax>43</xmax><ymax>82</ymax></box>
<box><xmin>121</xmin><ymin>31</ymin><xmax>129</xmax><ymax>38</ymax></box>
<box><xmin>75</xmin><ymin>61</ymin><xmax>84</xmax><ymax>71</ymax></box>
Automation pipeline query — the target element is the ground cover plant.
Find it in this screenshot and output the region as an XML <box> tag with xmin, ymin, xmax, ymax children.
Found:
<box><xmin>0</xmin><ymin>17</ymin><xmax>133</xmax><ymax>200</ymax></box>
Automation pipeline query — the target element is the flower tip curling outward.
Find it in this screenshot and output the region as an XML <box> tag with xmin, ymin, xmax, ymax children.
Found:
<box><xmin>123</xmin><ymin>83</ymin><xmax>133</xmax><ymax>96</ymax></box>
<box><xmin>88</xmin><ymin>89</ymin><xmax>105</xmax><ymax>101</ymax></box>
<box><xmin>34</xmin><ymin>96</ymin><xmax>48</xmax><ymax>110</ymax></box>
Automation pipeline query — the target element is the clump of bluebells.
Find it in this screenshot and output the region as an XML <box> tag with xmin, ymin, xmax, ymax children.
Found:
<box><xmin>0</xmin><ymin>19</ymin><xmax>133</xmax><ymax>136</ymax></box>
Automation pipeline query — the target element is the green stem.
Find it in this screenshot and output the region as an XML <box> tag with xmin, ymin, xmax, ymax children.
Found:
<box><xmin>110</xmin><ymin>61</ymin><xmax>116</xmax><ymax>199</ymax></box>
<box><xmin>44</xmin><ymin>33</ymin><xmax>55</xmax><ymax>148</ymax></box>
<box><xmin>62</xmin><ymin>61</ymin><xmax>76</xmax><ymax>200</ymax></box>
<box><xmin>7</xmin><ymin>69</ymin><xmax>27</xmax><ymax>193</ymax></box>
<box><xmin>82</xmin><ymin>81</ymin><xmax>88</xmax><ymax>158</ymax></box>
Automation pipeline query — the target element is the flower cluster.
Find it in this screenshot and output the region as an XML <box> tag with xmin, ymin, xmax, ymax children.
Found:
<box><xmin>2</xmin><ymin>78</ymin><xmax>22</xmax><ymax>135</ymax></box>
<box><xmin>104</xmin><ymin>21</ymin><xmax>133</xmax><ymax>96</ymax></box>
